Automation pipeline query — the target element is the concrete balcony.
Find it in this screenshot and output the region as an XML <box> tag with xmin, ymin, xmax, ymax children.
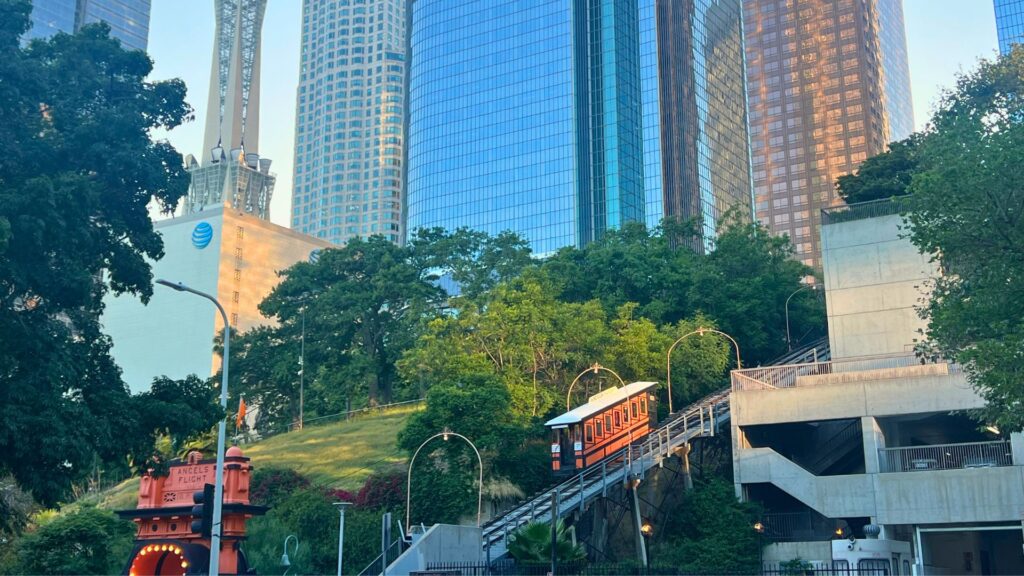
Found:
<box><xmin>729</xmin><ymin>357</ymin><xmax>981</xmax><ymax>426</ymax></box>
<box><xmin>879</xmin><ymin>440</ymin><xmax>1013</xmax><ymax>473</ymax></box>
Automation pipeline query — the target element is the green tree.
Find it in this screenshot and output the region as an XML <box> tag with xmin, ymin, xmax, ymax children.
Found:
<box><xmin>507</xmin><ymin>520</ymin><xmax>585</xmax><ymax>564</ymax></box>
<box><xmin>836</xmin><ymin>135</ymin><xmax>921</xmax><ymax>204</ymax></box>
<box><xmin>904</xmin><ymin>46</ymin><xmax>1024</xmax><ymax>430</ymax></box>
<box><xmin>408</xmin><ymin>227</ymin><xmax>534</xmax><ymax>299</ymax></box>
<box><xmin>8</xmin><ymin>505</ymin><xmax>136</xmax><ymax>575</ymax></box>
<box><xmin>0</xmin><ymin>4</ymin><xmax>193</xmax><ymax>505</ymax></box>
<box><xmin>125</xmin><ymin>376</ymin><xmax>224</xmax><ymax>473</ymax></box>
<box><xmin>258</xmin><ymin>236</ymin><xmax>443</xmax><ymax>408</ymax></box>
<box><xmin>651</xmin><ymin>479</ymin><xmax>761</xmax><ymax>572</ymax></box>
<box><xmin>690</xmin><ymin>214</ymin><xmax>822</xmax><ymax>364</ymax></box>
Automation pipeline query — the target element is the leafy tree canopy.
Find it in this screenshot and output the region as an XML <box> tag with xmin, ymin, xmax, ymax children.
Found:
<box><xmin>0</xmin><ymin>2</ymin><xmax>199</xmax><ymax>505</ymax></box>
<box><xmin>836</xmin><ymin>135</ymin><xmax>921</xmax><ymax>204</ymax></box>
<box><xmin>5</xmin><ymin>505</ymin><xmax>135</xmax><ymax>575</ymax></box>
<box><xmin>903</xmin><ymin>46</ymin><xmax>1024</xmax><ymax>429</ymax></box>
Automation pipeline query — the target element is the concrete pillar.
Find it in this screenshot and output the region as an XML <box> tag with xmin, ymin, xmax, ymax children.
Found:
<box><xmin>732</xmin><ymin>422</ymin><xmax>746</xmax><ymax>499</ymax></box>
<box><xmin>1010</xmin><ymin>432</ymin><xmax>1024</xmax><ymax>466</ymax></box>
<box><xmin>861</xmin><ymin>416</ymin><xmax>885</xmax><ymax>474</ymax></box>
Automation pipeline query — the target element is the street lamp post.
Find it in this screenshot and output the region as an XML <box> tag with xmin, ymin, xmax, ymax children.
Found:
<box><xmin>666</xmin><ymin>328</ymin><xmax>741</xmax><ymax>414</ymax></box>
<box><xmin>298</xmin><ymin>305</ymin><xmax>305</xmax><ymax>430</ymax></box>
<box><xmin>405</xmin><ymin>429</ymin><xmax>483</xmax><ymax>533</ymax></box>
<box><xmin>753</xmin><ymin>521</ymin><xmax>765</xmax><ymax>569</ymax></box>
<box><xmin>156</xmin><ymin>279</ymin><xmax>230</xmax><ymax>576</ymax></box>
<box><xmin>565</xmin><ymin>363</ymin><xmax>626</xmax><ymax>411</ymax></box>
<box><xmin>280</xmin><ymin>534</ymin><xmax>299</xmax><ymax>576</ymax></box>
<box><xmin>785</xmin><ymin>284</ymin><xmax>821</xmax><ymax>352</ymax></box>
<box><xmin>334</xmin><ymin>501</ymin><xmax>352</xmax><ymax>576</ymax></box>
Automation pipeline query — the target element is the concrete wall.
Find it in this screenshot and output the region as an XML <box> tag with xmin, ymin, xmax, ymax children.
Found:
<box><xmin>822</xmin><ymin>214</ymin><xmax>938</xmax><ymax>360</ymax></box>
<box><xmin>102</xmin><ymin>211</ymin><xmax>223</xmax><ymax>392</ymax></box>
<box><xmin>101</xmin><ymin>208</ymin><xmax>330</xmax><ymax>392</ymax></box>
<box><xmin>763</xmin><ymin>541</ymin><xmax>832</xmax><ymax>564</ymax></box>
<box><xmin>387</xmin><ymin>524</ymin><xmax>482</xmax><ymax>574</ymax></box>
<box><xmin>874</xmin><ymin>467</ymin><xmax>1024</xmax><ymax>524</ymax></box>
<box><xmin>735</xmin><ymin>448</ymin><xmax>1024</xmax><ymax>525</ymax></box>
<box><xmin>732</xmin><ymin>370</ymin><xmax>981</xmax><ymax>427</ymax></box>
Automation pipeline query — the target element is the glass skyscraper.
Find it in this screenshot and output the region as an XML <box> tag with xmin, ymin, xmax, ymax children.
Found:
<box><xmin>291</xmin><ymin>0</ymin><xmax>407</xmax><ymax>245</ymax></box>
<box><xmin>744</xmin><ymin>0</ymin><xmax>913</xmax><ymax>268</ymax></box>
<box><xmin>995</xmin><ymin>0</ymin><xmax>1024</xmax><ymax>54</ymax></box>
<box><xmin>406</xmin><ymin>0</ymin><xmax>752</xmax><ymax>254</ymax></box>
<box><xmin>25</xmin><ymin>0</ymin><xmax>151</xmax><ymax>52</ymax></box>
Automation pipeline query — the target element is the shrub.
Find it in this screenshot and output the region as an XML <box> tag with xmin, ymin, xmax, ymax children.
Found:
<box><xmin>249</xmin><ymin>466</ymin><xmax>311</xmax><ymax>507</ymax></box>
<box><xmin>7</xmin><ymin>505</ymin><xmax>135</xmax><ymax>575</ymax></box>
<box><xmin>355</xmin><ymin>470</ymin><xmax>405</xmax><ymax>509</ymax></box>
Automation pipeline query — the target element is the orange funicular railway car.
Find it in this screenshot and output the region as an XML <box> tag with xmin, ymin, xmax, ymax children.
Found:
<box><xmin>545</xmin><ymin>381</ymin><xmax>658</xmax><ymax>475</ymax></box>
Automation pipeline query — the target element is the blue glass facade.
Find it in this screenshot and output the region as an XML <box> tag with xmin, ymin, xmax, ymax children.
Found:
<box><xmin>876</xmin><ymin>0</ymin><xmax>913</xmax><ymax>142</ymax></box>
<box><xmin>25</xmin><ymin>0</ymin><xmax>150</xmax><ymax>51</ymax></box>
<box><xmin>25</xmin><ymin>0</ymin><xmax>77</xmax><ymax>42</ymax></box>
<box><xmin>995</xmin><ymin>0</ymin><xmax>1024</xmax><ymax>55</ymax></box>
<box><xmin>407</xmin><ymin>0</ymin><xmax>751</xmax><ymax>254</ymax></box>
<box><xmin>77</xmin><ymin>0</ymin><xmax>151</xmax><ymax>51</ymax></box>
<box><xmin>408</xmin><ymin>1</ymin><xmax>579</xmax><ymax>254</ymax></box>
<box><xmin>642</xmin><ymin>0</ymin><xmax>753</xmax><ymax>241</ymax></box>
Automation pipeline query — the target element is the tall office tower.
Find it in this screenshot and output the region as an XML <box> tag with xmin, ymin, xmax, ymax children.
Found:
<box><xmin>182</xmin><ymin>0</ymin><xmax>276</xmax><ymax>221</ymax></box>
<box><xmin>744</xmin><ymin>0</ymin><xmax>913</xmax><ymax>268</ymax></box>
<box><xmin>290</xmin><ymin>0</ymin><xmax>407</xmax><ymax>245</ymax></box>
<box><xmin>405</xmin><ymin>0</ymin><xmax>752</xmax><ymax>255</ymax></box>
<box><xmin>25</xmin><ymin>0</ymin><xmax>151</xmax><ymax>51</ymax></box>
<box><xmin>995</xmin><ymin>0</ymin><xmax>1024</xmax><ymax>54</ymax></box>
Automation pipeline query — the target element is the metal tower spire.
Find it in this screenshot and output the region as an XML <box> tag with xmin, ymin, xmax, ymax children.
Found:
<box><xmin>184</xmin><ymin>0</ymin><xmax>274</xmax><ymax>220</ymax></box>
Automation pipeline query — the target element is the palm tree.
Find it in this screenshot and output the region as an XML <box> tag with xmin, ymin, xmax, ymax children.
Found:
<box><xmin>507</xmin><ymin>520</ymin><xmax>586</xmax><ymax>564</ymax></box>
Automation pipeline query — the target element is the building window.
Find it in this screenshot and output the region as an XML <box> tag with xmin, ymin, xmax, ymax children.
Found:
<box><xmin>230</xmin><ymin>313</ymin><xmax>238</xmax><ymax>326</ymax></box>
<box><xmin>236</xmin><ymin>226</ymin><xmax>245</xmax><ymax>239</ymax></box>
<box><xmin>232</xmin><ymin>291</ymin><xmax>240</xmax><ymax>304</ymax></box>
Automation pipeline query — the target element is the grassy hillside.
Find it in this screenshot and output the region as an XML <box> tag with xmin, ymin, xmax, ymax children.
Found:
<box><xmin>91</xmin><ymin>403</ymin><xmax>422</xmax><ymax>510</ymax></box>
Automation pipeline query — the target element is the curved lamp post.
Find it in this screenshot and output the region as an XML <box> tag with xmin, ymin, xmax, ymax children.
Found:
<box><xmin>280</xmin><ymin>534</ymin><xmax>299</xmax><ymax>576</ymax></box>
<box><xmin>565</xmin><ymin>363</ymin><xmax>626</xmax><ymax>411</ymax></box>
<box><xmin>785</xmin><ymin>284</ymin><xmax>821</xmax><ymax>352</ymax></box>
<box><xmin>666</xmin><ymin>327</ymin><xmax>741</xmax><ymax>414</ymax></box>
<box><xmin>405</xmin><ymin>429</ymin><xmax>483</xmax><ymax>533</ymax></box>
<box><xmin>156</xmin><ymin>279</ymin><xmax>229</xmax><ymax>576</ymax></box>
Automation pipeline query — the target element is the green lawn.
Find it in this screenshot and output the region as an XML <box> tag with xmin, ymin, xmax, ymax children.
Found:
<box><xmin>91</xmin><ymin>404</ymin><xmax>421</xmax><ymax>510</ymax></box>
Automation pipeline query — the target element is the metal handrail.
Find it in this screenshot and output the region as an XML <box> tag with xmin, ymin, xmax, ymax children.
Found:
<box><xmin>879</xmin><ymin>440</ymin><xmax>1013</xmax><ymax>473</ymax></box>
<box><xmin>821</xmin><ymin>196</ymin><xmax>912</xmax><ymax>225</ymax></box>
<box><xmin>732</xmin><ymin>353</ymin><xmax>959</xmax><ymax>391</ymax></box>
<box><xmin>480</xmin><ymin>387</ymin><xmax>731</xmax><ymax>552</ymax></box>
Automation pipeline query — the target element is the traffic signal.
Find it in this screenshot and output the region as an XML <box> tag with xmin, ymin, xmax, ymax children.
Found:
<box><xmin>191</xmin><ymin>483</ymin><xmax>215</xmax><ymax>538</ymax></box>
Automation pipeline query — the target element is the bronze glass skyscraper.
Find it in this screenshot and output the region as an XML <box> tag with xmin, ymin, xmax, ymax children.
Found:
<box><xmin>744</xmin><ymin>0</ymin><xmax>912</xmax><ymax>267</ymax></box>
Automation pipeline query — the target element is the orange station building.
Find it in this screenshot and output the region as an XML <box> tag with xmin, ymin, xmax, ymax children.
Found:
<box><xmin>117</xmin><ymin>447</ymin><xmax>266</xmax><ymax>575</ymax></box>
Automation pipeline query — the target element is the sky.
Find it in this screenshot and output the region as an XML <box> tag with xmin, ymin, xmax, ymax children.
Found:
<box><xmin>145</xmin><ymin>0</ymin><xmax>1001</xmax><ymax>229</ymax></box>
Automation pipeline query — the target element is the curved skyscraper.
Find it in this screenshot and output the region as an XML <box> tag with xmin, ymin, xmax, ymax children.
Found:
<box><xmin>406</xmin><ymin>0</ymin><xmax>752</xmax><ymax>254</ymax></box>
<box><xmin>290</xmin><ymin>0</ymin><xmax>408</xmax><ymax>245</ymax></box>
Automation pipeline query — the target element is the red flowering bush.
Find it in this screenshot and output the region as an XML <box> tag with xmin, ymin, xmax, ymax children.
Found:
<box><xmin>354</xmin><ymin>470</ymin><xmax>405</xmax><ymax>510</ymax></box>
<box><xmin>249</xmin><ymin>466</ymin><xmax>311</xmax><ymax>507</ymax></box>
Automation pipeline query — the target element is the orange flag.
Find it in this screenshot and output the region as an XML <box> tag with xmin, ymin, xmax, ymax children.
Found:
<box><xmin>236</xmin><ymin>397</ymin><xmax>247</xmax><ymax>430</ymax></box>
